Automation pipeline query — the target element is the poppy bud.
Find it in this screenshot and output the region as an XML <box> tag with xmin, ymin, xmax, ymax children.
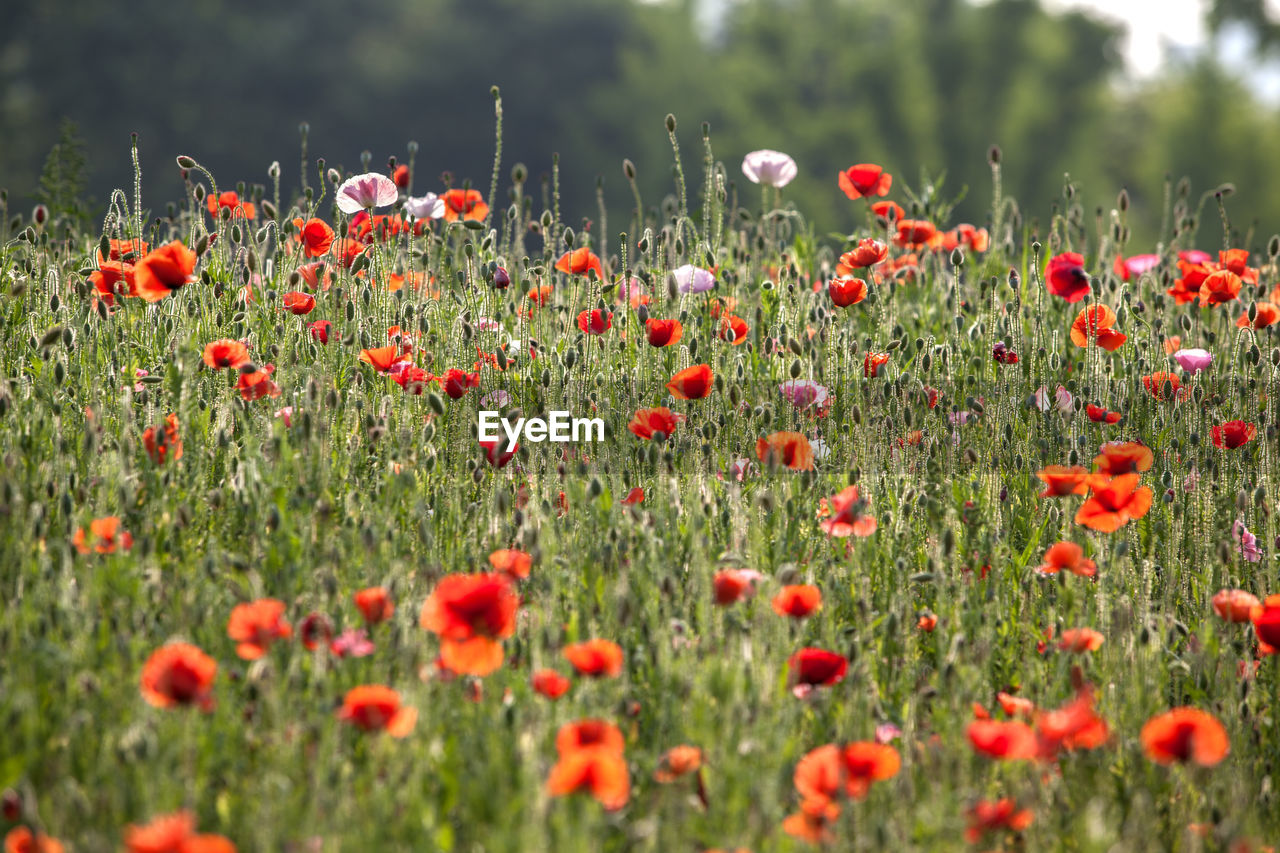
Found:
<box><xmin>988</xmin><ymin>145</ymin><xmax>1001</xmax><ymax>165</ymax></box>
<box><xmin>950</xmin><ymin>247</ymin><xmax>965</xmax><ymax>267</ymax></box>
<box><xmin>176</xmin><ymin>155</ymin><xmax>197</xmax><ymax>170</ymax></box>
<box><xmin>665</xmin><ymin>114</ymin><xmax>677</xmax><ymax>134</ymax></box>
<box><xmin>1269</xmin><ymin>235</ymin><xmax>1280</xmax><ymax>259</ymax></box>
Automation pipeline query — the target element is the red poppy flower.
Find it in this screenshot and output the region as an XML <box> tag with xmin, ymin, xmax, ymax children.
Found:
<box><xmin>292</xmin><ymin>217</ymin><xmax>335</xmax><ymax>257</ymax></box>
<box><xmin>712</xmin><ymin>569</ymin><xmax>764</xmax><ymax>605</ymax></box>
<box><xmin>577</xmin><ymin>308</ymin><xmax>612</xmax><ymax>335</ymax></box>
<box><xmin>441</xmin><ymin>189</ymin><xmax>489</xmax><ymax>222</ymax></box>
<box><xmin>563</xmin><ymin>639</ymin><xmax>624</xmax><ymax>678</ymax></box>
<box><xmin>142</xmin><ymin>414</ymin><xmax>183</xmax><ymax>465</ymax></box>
<box><xmin>479</xmin><ymin>439</ymin><xmax>517</xmax><ymax>468</ymax></box>
<box><xmin>353</xmin><ymin>587</ymin><xmax>394</xmax><ymax>624</ymax></box>
<box><xmin>1212</xmin><ymin>589</ymin><xmax>1260</xmax><ymax>623</ymax></box>
<box><xmin>1058</xmin><ymin>627</ymin><xmax>1104</xmax><ymax>653</ymax></box>
<box><xmin>98</xmin><ymin>238</ymin><xmax>149</xmax><ymax>263</ymax></box>
<box><xmin>997</xmin><ymin>692</ymin><xmax>1036</xmax><ymax>717</ymax></box>
<box><xmin>864</xmin><ymin>351</ymin><xmax>890</xmax><ymax>377</ymax></box>
<box><xmin>546</xmin><ymin>746</ymin><xmax>630</xmax><ymax>810</ymax></box>
<box><xmin>140</xmin><ymin>643</ymin><xmax>217</xmax><ymax>710</ymax></box>
<box><xmin>1198</xmin><ymin>269</ymin><xmax>1242</xmax><ymax>307</ymax></box>
<box><xmin>330</xmin><ymin>238</ymin><xmax>366</xmax><ymax>268</ymax></box>
<box><xmin>555</xmin><ymin>247</ymin><xmax>604</xmax><ymax>279</ymax></box>
<box><xmin>894</xmin><ymin>219</ymin><xmax>938</xmax><ymax>248</ymax></box>
<box><xmin>718</xmin><ymin>314</ymin><xmax>749</xmax><ymax>345</ymax></box>
<box><xmin>298</xmin><ymin>612</ymin><xmax>333</xmax><ymax>650</ymax></box>
<box><xmin>4</xmin><ymin>827</ymin><xmax>65</xmax><ymax>853</ymax></box>
<box><xmin>1093</xmin><ymin>441</ymin><xmax>1153</xmax><ymax>475</ymax></box>
<box><xmin>556</xmin><ymin>719</ymin><xmax>625</xmax><ymax>756</ymax></box>
<box><xmin>1141</xmin><ymin>708</ymin><xmax>1229</xmax><ymax>766</ymax></box>
<box><xmin>202</xmin><ymin>339</ymin><xmax>250</xmax><ymax>370</ymax></box>
<box><xmin>916</xmin><ymin>612</ymin><xmax>938</xmax><ymax>631</ymax></box>
<box><xmin>420</xmin><ymin>573</ymin><xmax>518</xmax><ymax>676</ymax></box>
<box><xmin>134</xmin><ymin>241</ymin><xmax>197</xmax><ymax>303</ymax></box>
<box><xmin>123</xmin><ymin>811</ymin><xmax>197</xmax><ymax>853</ymax></box>
<box><xmin>359</xmin><ymin>345</ymin><xmax>409</xmax><ymax>373</ymax></box>
<box><xmin>1142</xmin><ymin>371</ymin><xmax>1189</xmax><ymax>402</ymax></box>
<box><xmin>965</xmin><ymin>799</ymin><xmax>1034</xmax><ymax>843</ymax></box>
<box><xmin>771</xmin><ymin>584</ymin><xmax>821</xmax><ymax>618</ymax></box>
<box><xmin>391</xmin><ymin>364</ymin><xmax>431</xmax><ymax>395</ymax></box>
<box><xmin>532</xmin><ymin>669</ymin><xmax>572</xmax><ymax>700</ymax></box>
<box><xmin>89</xmin><ymin>261</ymin><xmax>137</xmax><ymax>304</ymax></box>
<box><xmin>621</xmin><ymin>486</ymin><xmax>645</xmax><ymax>505</ymax></box>
<box><xmin>227</xmin><ymin>598</ymin><xmax>292</xmax><ymax>660</ymax></box>
<box><xmin>967</xmin><ymin>719</ymin><xmax>1038</xmax><ymax>760</ymax></box>
<box><xmin>666</xmin><ymin>364</ymin><xmax>714</xmax><ymax>400</ymax></box>
<box><xmin>237</xmin><ymin>364</ymin><xmax>280</xmax><ymax>401</ymax></box>
<box><xmin>828</xmin><ymin>277</ymin><xmax>868</xmax><ymax>307</ymax></box>
<box><xmin>628</xmin><ymin>407</ymin><xmax>683</xmax><ymax>440</ymax></box>
<box><xmin>483</xmin><ymin>549</ymin><xmax>530</xmax><ymax>580</ymax></box>
<box><xmin>837</xmin><ymin>163</ymin><xmax>892</xmax><ymax>200</ymax></box>
<box><xmin>794</xmin><ymin>741</ymin><xmax>900</xmax><ymax>802</ymax></box>
<box><xmin>787</xmin><ymin>648</ymin><xmax>848</xmax><ymax>690</ymax></box>
<box><xmin>391</xmin><ymin>164</ymin><xmax>410</xmax><ymax>189</ymax></box>
<box><xmin>1114</xmin><ymin>252</ymin><xmax>1159</xmax><ymax>282</ymax></box>
<box><xmin>1212</xmin><ymin>420</ymin><xmax>1256</xmax><ymax>450</ymax></box>
<box><xmin>839</xmin><ymin>238</ymin><xmax>889</xmax><ymax>270</ymax></box>
<box><xmin>782</xmin><ymin>798</ymin><xmax>840</xmax><ymax>844</ymax></box>
<box><xmin>1251</xmin><ymin>595</ymin><xmax>1280</xmax><ymax>649</ymax></box>
<box><xmin>870</xmin><ymin>200</ymin><xmax>904</xmax><ymax>221</ymax></box>
<box><xmin>336</xmin><ymin>685</ymin><xmax>417</xmax><ymax>737</ymax></box>
<box><xmin>1075</xmin><ymin>473</ymin><xmax>1153</xmax><ymax>532</ymax></box>
<box><xmin>1086</xmin><ymin>404</ymin><xmax>1122</xmax><ymax>424</ymax></box>
<box><xmin>1237</xmin><ymin>301</ymin><xmax>1280</xmax><ymax>329</ymax></box>
<box><xmin>654</xmin><ymin>745</ymin><xmax>702</xmax><ymax>783</ymax></box>
<box><xmin>818</xmin><ymin>485</ymin><xmax>878</xmax><ymax>537</ymax></box>
<box><xmin>1045</xmin><ymin>252</ymin><xmax>1090</xmax><ymax>303</ymax></box>
<box><xmin>72</xmin><ymin>515</ymin><xmax>133</xmax><ymax>555</ymax></box>
<box><xmin>645</xmin><ymin>318</ymin><xmax>683</xmax><ymax>347</ymax></box>
<box><xmin>1036</xmin><ymin>465</ymin><xmax>1089</xmax><ymax>497</ymax></box>
<box><xmin>440</xmin><ymin>368</ymin><xmax>480</xmax><ymax>399</ymax></box>
<box><xmin>206</xmin><ymin>190</ymin><xmax>255</xmax><ymax>220</ymax></box>
<box><xmin>304</xmin><ymin>321</ymin><xmax>332</xmax><ymax>346</ymax></box>
<box><xmin>756</xmin><ymin>431</ymin><xmax>814</xmax><ymax>471</ymax></box>
<box><xmin>1070</xmin><ymin>305</ymin><xmax>1126</xmax><ymax>351</ymax></box>
<box><xmin>1036</xmin><ymin>541</ymin><xmax>1097</xmax><ymax>578</ymax></box>
<box><xmin>281</xmin><ymin>291</ymin><xmax>315</xmax><ymax>315</ymax></box>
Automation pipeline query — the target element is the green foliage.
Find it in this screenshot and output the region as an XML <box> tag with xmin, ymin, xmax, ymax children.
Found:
<box><xmin>37</xmin><ymin>119</ymin><xmax>91</xmax><ymax>228</ymax></box>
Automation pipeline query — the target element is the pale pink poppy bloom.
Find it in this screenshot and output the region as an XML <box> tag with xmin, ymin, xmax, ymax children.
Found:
<box><xmin>741</xmin><ymin>149</ymin><xmax>798</xmax><ymax>188</ymax></box>
<box><xmin>330</xmin><ymin>628</ymin><xmax>375</xmax><ymax>658</ymax></box>
<box><xmin>673</xmin><ymin>264</ymin><xmax>716</xmax><ymax>294</ymax></box>
<box><xmin>779</xmin><ymin>379</ymin><xmax>830</xmax><ymax>412</ymax></box>
<box><xmin>405</xmin><ymin>192</ymin><xmax>445</xmax><ymax>220</ymax></box>
<box><xmin>274</xmin><ymin>406</ymin><xmax>294</xmax><ymax>427</ymax></box>
<box><xmin>479</xmin><ymin>390</ymin><xmax>511</xmax><ymax>408</ymax></box>
<box><xmin>875</xmin><ymin>723</ymin><xmax>902</xmax><ymax>744</ymax></box>
<box><xmin>1174</xmin><ymin>348</ymin><xmax>1212</xmax><ymax>374</ymax></box>
<box><xmin>1234</xmin><ymin>520</ymin><xmax>1261</xmax><ymax>562</ymax></box>
<box><xmin>336</xmin><ymin>172</ymin><xmax>399</xmax><ymax>215</ymax></box>
<box><xmin>474</xmin><ymin>316</ymin><xmax>501</xmax><ymax>332</ymax></box>
<box><xmin>1183</xmin><ymin>468</ymin><xmax>1200</xmax><ymax>493</ymax></box>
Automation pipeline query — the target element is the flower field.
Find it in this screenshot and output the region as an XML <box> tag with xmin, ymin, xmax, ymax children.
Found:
<box><xmin>3</xmin><ymin>102</ymin><xmax>1280</xmax><ymax>851</ymax></box>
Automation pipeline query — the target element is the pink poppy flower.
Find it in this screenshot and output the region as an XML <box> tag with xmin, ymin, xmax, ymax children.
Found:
<box><xmin>1173</xmin><ymin>348</ymin><xmax>1212</xmax><ymax>374</ymax></box>
<box><xmin>741</xmin><ymin>149</ymin><xmax>797</xmax><ymax>188</ymax></box>
<box><xmin>330</xmin><ymin>628</ymin><xmax>376</xmax><ymax>658</ymax></box>
<box><xmin>673</xmin><ymin>265</ymin><xmax>716</xmax><ymax>294</ymax></box>
<box><xmin>336</xmin><ymin>173</ymin><xmax>399</xmax><ymax>215</ymax></box>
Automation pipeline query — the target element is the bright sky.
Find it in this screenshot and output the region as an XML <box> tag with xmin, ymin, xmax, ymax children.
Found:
<box><xmin>1046</xmin><ymin>0</ymin><xmax>1208</xmax><ymax>76</ymax></box>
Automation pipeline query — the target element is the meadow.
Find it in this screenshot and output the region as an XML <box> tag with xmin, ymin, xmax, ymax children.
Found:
<box><xmin>2</xmin><ymin>95</ymin><xmax>1279</xmax><ymax>852</ymax></box>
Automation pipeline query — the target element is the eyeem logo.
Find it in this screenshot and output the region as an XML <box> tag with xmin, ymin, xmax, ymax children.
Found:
<box><xmin>478</xmin><ymin>410</ymin><xmax>604</xmax><ymax>452</ymax></box>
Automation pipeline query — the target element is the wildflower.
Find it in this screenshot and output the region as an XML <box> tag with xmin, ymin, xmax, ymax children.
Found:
<box><xmin>1173</xmin><ymin>347</ymin><xmax>1212</xmax><ymax>374</ymax></box>
<box><xmin>577</xmin><ymin>308</ymin><xmax>612</xmax><ymax>335</ymax></box>
<box><xmin>336</xmin><ymin>685</ymin><xmax>417</xmax><ymax>737</ymax></box>
<box><xmin>1237</xmin><ymin>301</ymin><xmax>1279</xmax><ymax>329</ymax></box>
<box><xmin>837</xmin><ymin>163</ymin><xmax>892</xmax><ymax>199</ymax></box>
<box><xmin>1142</xmin><ymin>371</ymin><xmax>1188</xmax><ymax>401</ymax></box>
<box><xmin>756</xmin><ymin>431</ymin><xmax>814</xmax><ymax>471</ymax></box>
<box><xmin>1251</xmin><ymin>595</ymin><xmax>1280</xmax><ymax>650</ymax></box>
<box><xmin>1212</xmin><ymin>420</ymin><xmax>1256</xmax><ymax>450</ymax></box>
<box><xmin>965</xmin><ymin>799</ymin><xmax>1034</xmax><ymax>843</ymax></box>
<box><xmin>298</xmin><ymin>612</ymin><xmax>333</xmax><ymax>651</ymax></box>
<box><xmin>291</xmin><ymin>217</ymin><xmax>335</xmax><ymax>257</ymax></box>
<box><xmin>1198</xmin><ymin>270</ymin><xmax>1242</xmax><ymax>307</ymax></box>
<box><xmin>628</xmin><ymin>407</ymin><xmax>683</xmax><ymax>440</ymax></box>
<box><xmin>532</xmin><ymin>669</ymin><xmax>571</xmax><ymax>700</ymax></box>
<box><xmin>353</xmin><ymin>587</ymin><xmax>394</xmax><ymax>624</ymax></box>
<box><xmin>134</xmin><ymin>241</ymin><xmax>197</xmax><ymax>303</ymax></box>
<box><xmin>787</xmin><ymin>648</ymin><xmax>848</xmax><ymax>695</ymax></box>
<box><xmin>1114</xmin><ymin>253</ymin><xmax>1159</xmax><ymax>281</ymax></box>
<box><xmin>140</xmin><ymin>414</ymin><xmax>182</xmax><ymax>466</ymax></box>
<box><xmin>359</xmin><ymin>345</ymin><xmax>409</xmax><ymax>374</ymax></box>
<box><xmin>439</xmin><ymin>368</ymin><xmax>480</xmax><ymax>399</ymax></box>
<box><xmin>864</xmin><ymin>351</ymin><xmax>890</xmax><ymax>377</ymax></box>
<box><xmin>1075</xmin><ymin>473</ymin><xmax>1153</xmax><ymax>532</ymax></box>
<box><xmin>782</xmin><ymin>798</ymin><xmax>840</xmax><ymax>844</ymax></box>
<box><xmin>741</xmin><ymin>149</ymin><xmax>797</xmax><ymax>187</ymax></box>
<box><xmin>140</xmin><ymin>643</ymin><xmax>216</xmax><ymax>710</ymax></box>
<box><xmin>227</xmin><ymin>599</ymin><xmax>292</xmax><ymax>660</ymax></box>
<box><xmin>1036</xmin><ymin>465</ymin><xmax>1089</xmax><ymax>497</ymax></box>
<box><xmin>420</xmin><ymin>573</ymin><xmax>518</xmax><ymax>676</ymax></box>
<box><xmin>917</xmin><ymin>612</ymin><xmax>938</xmax><ymax>631</ymax></box>
<box><xmin>1141</xmin><ymin>708</ymin><xmax>1229</xmax><ymax>766</ymax></box>
<box><xmin>839</xmin><ymin>238</ymin><xmax>888</xmax><ymax>270</ymax></box>
<box><xmin>1094</xmin><ymin>441</ymin><xmax>1153</xmax><ymax>475</ymax></box>
<box><xmin>712</xmin><ymin>569</ymin><xmax>765</xmax><ymax>605</ymax></box>
<box><xmin>405</xmin><ymin>193</ymin><xmax>445</xmax><ymax>220</ymax></box>
<box><xmin>3</xmin><ymin>827</ymin><xmax>65</xmax><ymax>853</ymax></box>
<box><xmin>967</xmin><ymin>719</ymin><xmax>1038</xmax><ymax>760</ymax></box>
<box><xmin>621</xmin><ymin>487</ymin><xmax>645</xmax><ymax>505</ymax></box>
<box><xmin>645</xmin><ymin>318</ymin><xmax>683</xmax><ymax>346</ymax></box>
<box><xmin>828</xmin><ymin>276</ymin><xmax>868</xmax><ymax>307</ymax></box>
<box><xmin>546</xmin><ymin>746</ymin><xmax>630</xmax><ymax>810</ymax></box>
<box><xmin>296</xmin><ymin>261</ymin><xmax>335</xmax><ymax>290</ymax></box>
<box><xmin>1233</xmin><ymin>521</ymin><xmax>1261</xmax><ymax>562</ymax></box>
<box><xmin>1045</xmin><ymin>252</ymin><xmax>1090</xmax><ymax>302</ymax></box>
<box><xmin>489</xmin><ymin>548</ymin><xmax>532</xmax><ymax>580</ymax></box>
<box><xmin>1036</xmin><ymin>541</ymin><xmax>1097</xmax><ymax>578</ymax></box>
<box><xmin>793</xmin><ymin>741</ymin><xmax>900</xmax><ymax>802</ymax></box>
<box><xmin>237</xmin><ymin>364</ymin><xmax>280</xmax><ymax>401</ymax></box>
<box><xmin>203</xmin><ymin>339</ymin><xmax>250</xmax><ymax>369</ymax></box>
<box><xmin>206</xmin><ymin>190</ymin><xmax>255</xmax><ymax>220</ymax></box>
<box><xmin>281</xmin><ymin>291</ymin><xmax>315</xmax><ymax>315</ymax></box>
<box><xmin>123</xmin><ymin>811</ymin><xmax>197</xmax><ymax>853</ymax></box>
<box><xmin>870</xmin><ymin>199</ymin><xmax>904</xmax><ymax>221</ymax></box>
<box><xmin>336</xmin><ymin>172</ymin><xmax>398</xmax><ymax>214</ymax></box>
<box><xmin>479</xmin><ymin>439</ymin><xmax>517</xmax><ymax>468</ymax></box>
<box><xmin>441</xmin><ymin>189</ymin><xmax>488</xmax><ymax>222</ymax></box>
<box><xmin>329</xmin><ymin>628</ymin><xmax>375</xmax><ymax>659</ymax></box>
<box><xmin>1070</xmin><ymin>305</ymin><xmax>1126</xmax><ymax>350</ymax></box>
<box><xmin>718</xmin><ymin>314</ymin><xmax>749</xmax><ymax>345</ymax></box>
<box><xmin>1213</xmin><ymin>589</ymin><xmax>1260</xmax><ymax>622</ymax></box>
<box><xmin>673</xmin><ymin>264</ymin><xmax>716</xmax><ymax>294</ymax></box>
<box><xmin>1086</xmin><ymin>404</ymin><xmax>1122</xmax><ymax>424</ymax></box>
<box><xmin>555</xmin><ymin>247</ymin><xmax>604</xmax><ymax>279</ymax></box>
<box><xmin>771</xmin><ymin>584</ymin><xmax>821</xmax><ymax>619</ymax></box>
<box><xmin>1058</xmin><ymin>627</ymin><xmax>1104</xmax><ymax>653</ymax></box>
<box><xmin>992</xmin><ymin>341</ymin><xmax>1018</xmax><ymax>364</ymax></box>
<box><xmin>72</xmin><ymin>516</ymin><xmax>133</xmax><ymax>554</ymax></box>
<box><xmin>654</xmin><ymin>745</ymin><xmax>703</xmax><ymax>782</ymax></box>
<box><xmin>99</xmin><ymin>238</ymin><xmax>149</xmax><ymax>263</ymax></box>
<box><xmin>779</xmin><ymin>380</ymin><xmax>830</xmax><ymax>414</ymax></box>
<box><xmin>818</xmin><ymin>485</ymin><xmax>877</xmax><ymax>537</ymax></box>
<box><xmin>666</xmin><ymin>364</ymin><xmax>714</xmax><ymax>400</ymax></box>
<box><xmin>563</xmin><ymin>639</ymin><xmax>624</xmax><ymax>678</ymax></box>
<box><xmin>894</xmin><ymin>219</ymin><xmax>938</xmax><ymax>248</ymax></box>
<box><xmin>89</xmin><ymin>261</ymin><xmax>136</xmax><ymax>304</ymax></box>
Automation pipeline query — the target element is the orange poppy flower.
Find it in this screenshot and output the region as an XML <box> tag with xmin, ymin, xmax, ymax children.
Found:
<box><xmin>818</xmin><ymin>485</ymin><xmax>878</xmax><ymax>537</ymax></box>
<box><xmin>870</xmin><ymin>200</ymin><xmax>904</xmax><ymax>221</ymax></box>
<box><xmin>967</xmin><ymin>719</ymin><xmax>1038</xmax><ymax>760</ymax></box>
<box><xmin>794</xmin><ymin>741</ymin><xmax>900</xmax><ymax>802</ymax></box>
<box><xmin>1058</xmin><ymin>627</ymin><xmax>1104</xmax><ymax>653</ymax></box>
<box><xmin>1075</xmin><ymin>473</ymin><xmax>1153</xmax><ymax>532</ymax></box>
<box><xmin>1070</xmin><ymin>305</ymin><xmax>1127</xmax><ymax>351</ymax></box>
<box><xmin>176</xmin><ymin>835</ymin><xmax>236</xmax><ymax>853</ymax></box>
<box><xmin>71</xmin><ymin>515</ymin><xmax>133</xmax><ymax>554</ymax></box>
<box><xmin>864</xmin><ymin>351</ymin><xmax>890</xmax><ymax>377</ymax></box>
<box><xmin>965</xmin><ymin>799</ymin><xmax>1033</xmax><ymax>843</ymax></box>
<box><xmin>1141</xmin><ymin>708</ymin><xmax>1229</xmax><ymax>766</ymax></box>
<box><xmin>1237</xmin><ymin>301</ymin><xmax>1280</xmax><ymax>329</ymax></box>
<box><xmin>488</xmin><ymin>548</ymin><xmax>532</xmax><ymax>580</ymax></box>
<box><xmin>629</xmin><ymin>407</ymin><xmax>683</xmax><ymax>440</ymax></box>
<box><xmin>546</xmin><ymin>746</ymin><xmax>630</xmax><ymax>810</ymax></box>
<box><xmin>206</xmin><ymin>190</ymin><xmax>255</xmax><ymax>220</ymax></box>
<box><xmin>89</xmin><ymin>261</ymin><xmax>137</xmax><ymax>304</ymax></box>
<box><xmin>1252</xmin><ymin>595</ymin><xmax>1280</xmax><ymax>649</ymax></box>
<box><xmin>1142</xmin><ymin>371</ymin><xmax>1189</xmax><ymax>402</ymax></box>
<box><xmin>1212</xmin><ymin>420</ymin><xmax>1256</xmax><ymax>450</ymax></box>
<box><xmin>556</xmin><ymin>719</ymin><xmax>625</xmax><ymax>755</ymax></box>
<box><xmin>1036</xmin><ymin>541</ymin><xmax>1097</xmax><ymax>578</ymax></box>
<box><xmin>143</xmin><ymin>414</ymin><xmax>183</xmax><ymax>465</ymax></box>
<box><xmin>281</xmin><ymin>291</ymin><xmax>315</xmax><ymax>315</ymax></box>
<box><xmin>894</xmin><ymin>219</ymin><xmax>937</xmax><ymax>248</ymax></box>
<box><xmin>645</xmin><ymin>318</ymin><xmax>683</xmax><ymax>347</ymax></box>
<box><xmin>140</xmin><ymin>643</ymin><xmax>216</xmax><ymax>710</ymax></box>
<box><xmin>1034</xmin><ymin>688</ymin><xmax>1110</xmax><ymax>756</ymax></box>
<box><xmin>1036</xmin><ymin>465</ymin><xmax>1089</xmax><ymax>497</ymax></box>
<box><xmin>134</xmin><ymin>241</ymin><xmax>197</xmax><ymax>303</ymax></box>
<box><xmin>782</xmin><ymin>798</ymin><xmax>840</xmax><ymax>844</ymax></box>
<box><xmin>666</xmin><ymin>364</ymin><xmax>714</xmax><ymax>400</ymax></box>
<box><xmin>917</xmin><ymin>612</ymin><xmax>938</xmax><ymax>631</ymax></box>
<box><xmin>1212</xmin><ymin>589</ymin><xmax>1260</xmax><ymax>623</ymax></box>
<box><xmin>291</xmin><ymin>217</ymin><xmax>335</xmax><ymax>257</ymax></box>
<box><xmin>655</xmin><ymin>745</ymin><xmax>703</xmax><ymax>782</ymax></box>
<box><xmin>718</xmin><ymin>314</ymin><xmax>749</xmax><ymax>345</ymax></box>
<box><xmin>532</xmin><ymin>669</ymin><xmax>571</xmax><ymax>699</ymax></box>
<box><xmin>330</xmin><ymin>238</ymin><xmax>366</xmax><ymax>268</ymax></box>
<box><xmin>828</xmin><ymin>277</ymin><xmax>868</xmax><ymax>307</ymax></box>
<box><xmin>420</xmin><ymin>573</ymin><xmax>518</xmax><ymax>676</ymax></box>
<box><xmin>555</xmin><ymin>247</ymin><xmax>604</xmax><ymax>279</ymax></box>
<box><xmin>1163</xmin><ymin>335</ymin><xmax>1183</xmax><ymax>354</ymax></box>
<box><xmin>353</xmin><ymin>587</ymin><xmax>394</xmax><ymax>624</ymax></box>
<box><xmin>756</xmin><ymin>431</ymin><xmax>814</xmax><ymax>471</ymax></box>
<box><xmin>202</xmin><ymin>339</ymin><xmax>250</xmax><ymax>370</ymax></box>
<box><xmin>771</xmin><ymin>584</ymin><xmax>821</xmax><ymax>619</ymax></box>
<box><xmin>1198</xmin><ymin>269</ymin><xmax>1242</xmax><ymax>307</ymax></box>
<box><xmin>522</xmin><ymin>284</ymin><xmax>554</xmax><ymax>316</ymax></box>
<box><xmin>98</xmin><ymin>237</ymin><xmax>149</xmax><ymax>263</ymax></box>
<box><xmin>997</xmin><ymin>692</ymin><xmax>1036</xmax><ymax>717</ymax></box>
<box><xmin>227</xmin><ymin>599</ymin><xmax>292</xmax><ymax>660</ymax></box>
<box><xmin>563</xmin><ymin>639</ymin><xmax>624</xmax><ymax>678</ymax></box>
<box><xmin>124</xmin><ymin>810</ymin><xmax>197</xmax><ymax>853</ymax></box>
<box><xmin>237</xmin><ymin>364</ymin><xmax>280</xmax><ymax>402</ymax></box>
<box><xmin>336</xmin><ymin>685</ymin><xmax>417</xmax><ymax>737</ymax></box>
<box><xmin>441</xmin><ymin>189</ymin><xmax>488</xmax><ymax>222</ymax></box>
<box><xmin>1093</xmin><ymin>441</ymin><xmax>1153</xmax><ymax>475</ymax></box>
<box><xmin>712</xmin><ymin>569</ymin><xmax>764</xmax><ymax>605</ymax></box>
<box><xmin>837</xmin><ymin>163</ymin><xmax>892</xmax><ymax>200</ymax></box>
<box><xmin>839</xmin><ymin>238</ymin><xmax>889</xmax><ymax>270</ymax></box>
<box><xmin>4</xmin><ymin>828</ymin><xmax>65</xmax><ymax>853</ymax></box>
<box><xmin>359</xmin><ymin>345</ymin><xmax>409</xmax><ymax>373</ymax></box>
